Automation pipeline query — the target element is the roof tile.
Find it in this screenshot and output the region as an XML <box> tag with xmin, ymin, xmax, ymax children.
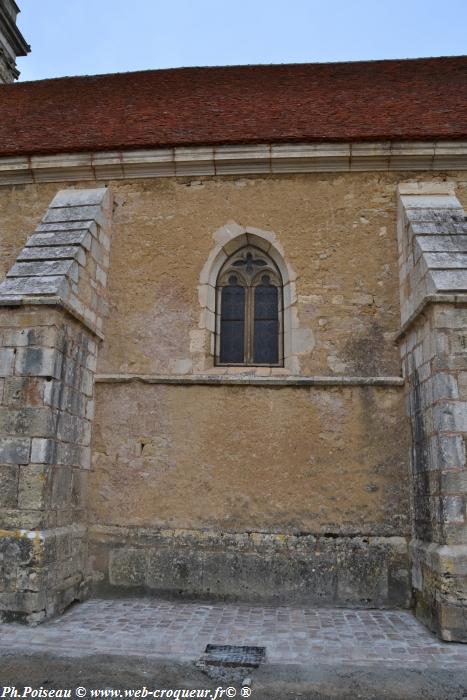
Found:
<box><xmin>3</xmin><ymin>56</ymin><xmax>467</xmax><ymax>157</ymax></box>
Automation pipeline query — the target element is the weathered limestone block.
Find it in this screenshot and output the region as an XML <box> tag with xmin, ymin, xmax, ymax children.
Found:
<box><xmin>398</xmin><ymin>182</ymin><xmax>467</xmax><ymax>641</ymax></box>
<box><xmin>0</xmin><ymin>188</ymin><xmax>113</xmax><ymax>624</ymax></box>
<box><xmin>0</xmin><ymin>464</ymin><xmax>17</xmax><ymax>506</ymax></box>
<box><xmin>0</xmin><ymin>436</ymin><xmax>30</xmax><ymax>464</ymax></box>
<box><xmin>90</xmin><ymin>527</ymin><xmax>410</xmax><ymax>608</ymax></box>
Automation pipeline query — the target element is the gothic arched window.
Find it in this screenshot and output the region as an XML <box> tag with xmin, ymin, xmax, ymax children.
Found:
<box><xmin>215</xmin><ymin>245</ymin><xmax>283</xmax><ymax>366</ymax></box>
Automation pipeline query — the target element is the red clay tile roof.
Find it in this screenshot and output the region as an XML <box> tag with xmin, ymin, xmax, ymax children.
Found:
<box><xmin>2</xmin><ymin>56</ymin><xmax>467</xmax><ymax>157</ymax></box>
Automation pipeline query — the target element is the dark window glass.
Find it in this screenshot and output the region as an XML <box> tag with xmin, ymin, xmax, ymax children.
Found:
<box><xmin>253</xmin><ymin>276</ymin><xmax>279</xmax><ymax>364</ymax></box>
<box><xmin>219</xmin><ymin>276</ymin><xmax>245</xmax><ymax>363</ymax></box>
<box><xmin>216</xmin><ymin>249</ymin><xmax>283</xmax><ymax>366</ymax></box>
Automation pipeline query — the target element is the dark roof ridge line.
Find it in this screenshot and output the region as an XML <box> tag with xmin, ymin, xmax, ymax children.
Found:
<box><xmin>11</xmin><ymin>53</ymin><xmax>467</xmax><ymax>87</ymax></box>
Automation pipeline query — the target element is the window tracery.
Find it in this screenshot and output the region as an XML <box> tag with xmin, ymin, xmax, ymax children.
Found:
<box><xmin>216</xmin><ymin>245</ymin><xmax>283</xmax><ymax>366</ymax></box>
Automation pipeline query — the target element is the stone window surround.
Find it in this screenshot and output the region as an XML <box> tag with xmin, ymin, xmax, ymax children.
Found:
<box><xmin>195</xmin><ymin>222</ymin><xmax>300</xmax><ymax>375</ymax></box>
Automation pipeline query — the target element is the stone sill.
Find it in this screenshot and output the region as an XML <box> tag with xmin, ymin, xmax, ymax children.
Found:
<box><xmin>95</xmin><ymin>373</ymin><xmax>404</xmax><ymax>387</ymax></box>
<box><xmin>90</xmin><ymin>523</ymin><xmax>409</xmax><ymax>543</ymax></box>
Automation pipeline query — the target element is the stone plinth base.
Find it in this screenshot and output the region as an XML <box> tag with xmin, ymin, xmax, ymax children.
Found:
<box><xmin>0</xmin><ymin>525</ymin><xmax>88</xmax><ymax>624</ymax></box>
<box><xmin>411</xmin><ymin>539</ymin><xmax>467</xmax><ymax>641</ymax></box>
<box><xmin>89</xmin><ymin>526</ymin><xmax>411</xmax><ymax>608</ymax></box>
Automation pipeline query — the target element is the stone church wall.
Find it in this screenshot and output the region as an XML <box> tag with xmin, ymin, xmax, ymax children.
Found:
<box><xmin>1</xmin><ymin>171</ymin><xmax>466</xmax><ymax>609</ymax></box>
<box><xmin>97</xmin><ymin>172</ymin><xmax>404</xmax><ymax>378</ymax></box>
<box><xmin>90</xmin><ymin>380</ymin><xmax>409</xmax><ymax>606</ymax></box>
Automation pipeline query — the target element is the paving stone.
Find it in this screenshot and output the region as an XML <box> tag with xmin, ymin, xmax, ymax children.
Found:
<box><xmin>1</xmin><ymin>599</ymin><xmax>467</xmax><ymax>668</ymax></box>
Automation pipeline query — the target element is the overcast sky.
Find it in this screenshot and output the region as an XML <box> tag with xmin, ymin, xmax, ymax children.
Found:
<box><xmin>16</xmin><ymin>0</ymin><xmax>467</xmax><ymax>82</ymax></box>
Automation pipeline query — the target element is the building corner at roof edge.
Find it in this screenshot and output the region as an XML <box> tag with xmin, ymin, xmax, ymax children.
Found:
<box><xmin>0</xmin><ymin>0</ymin><xmax>30</xmax><ymax>83</ymax></box>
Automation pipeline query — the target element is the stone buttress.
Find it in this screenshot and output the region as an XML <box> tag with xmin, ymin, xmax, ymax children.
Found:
<box><xmin>398</xmin><ymin>182</ymin><xmax>467</xmax><ymax>641</ymax></box>
<box><xmin>0</xmin><ymin>188</ymin><xmax>112</xmax><ymax>623</ymax></box>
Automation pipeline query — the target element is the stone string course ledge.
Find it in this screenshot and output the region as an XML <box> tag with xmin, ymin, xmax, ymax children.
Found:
<box><xmin>0</xmin><ymin>188</ymin><xmax>113</xmax><ymax>624</ymax></box>
<box><xmin>0</xmin><ymin>141</ymin><xmax>467</xmax><ymax>186</ymax></box>
<box><xmin>95</xmin><ymin>373</ymin><xmax>405</xmax><ymax>387</ymax></box>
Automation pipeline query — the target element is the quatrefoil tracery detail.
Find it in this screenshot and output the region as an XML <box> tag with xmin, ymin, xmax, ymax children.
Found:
<box><xmin>232</xmin><ymin>251</ymin><xmax>268</xmax><ymax>276</ymax></box>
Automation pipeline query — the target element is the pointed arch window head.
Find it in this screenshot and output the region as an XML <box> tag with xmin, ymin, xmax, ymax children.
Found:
<box><xmin>216</xmin><ymin>245</ymin><xmax>283</xmax><ymax>366</ymax></box>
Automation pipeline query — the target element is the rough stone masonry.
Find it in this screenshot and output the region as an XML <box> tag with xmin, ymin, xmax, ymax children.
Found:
<box><xmin>397</xmin><ymin>182</ymin><xmax>467</xmax><ymax>641</ymax></box>
<box><xmin>0</xmin><ymin>177</ymin><xmax>466</xmax><ymax>646</ymax></box>
<box><xmin>0</xmin><ymin>188</ymin><xmax>112</xmax><ymax>623</ymax></box>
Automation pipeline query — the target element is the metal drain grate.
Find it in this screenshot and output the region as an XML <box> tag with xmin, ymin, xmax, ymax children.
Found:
<box><xmin>202</xmin><ymin>644</ymin><xmax>266</xmax><ymax>668</ymax></box>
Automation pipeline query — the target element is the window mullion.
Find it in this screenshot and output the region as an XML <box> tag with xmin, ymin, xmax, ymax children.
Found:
<box><xmin>245</xmin><ymin>285</ymin><xmax>252</xmax><ymax>365</ymax></box>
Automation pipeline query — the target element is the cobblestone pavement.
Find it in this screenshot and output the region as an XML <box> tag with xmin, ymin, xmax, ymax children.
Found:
<box><xmin>1</xmin><ymin>598</ymin><xmax>467</xmax><ymax>668</ymax></box>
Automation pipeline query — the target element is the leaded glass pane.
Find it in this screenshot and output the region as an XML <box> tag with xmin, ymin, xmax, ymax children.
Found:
<box><xmin>253</xmin><ymin>320</ymin><xmax>279</xmax><ymax>363</ymax></box>
<box><xmin>253</xmin><ymin>278</ymin><xmax>279</xmax><ymax>363</ymax></box>
<box><xmin>254</xmin><ymin>275</ymin><xmax>278</xmax><ymax>319</ymax></box>
<box><xmin>219</xmin><ymin>279</ymin><xmax>245</xmax><ymax>363</ymax></box>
